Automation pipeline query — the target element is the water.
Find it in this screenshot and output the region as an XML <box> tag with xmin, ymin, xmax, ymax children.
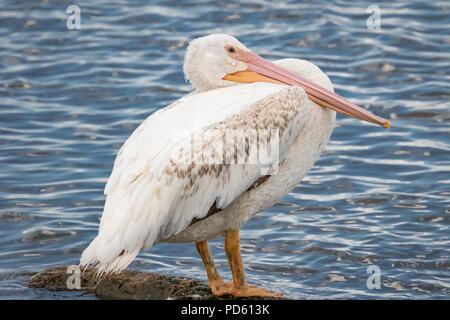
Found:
<box><xmin>0</xmin><ymin>0</ymin><xmax>449</xmax><ymax>299</ymax></box>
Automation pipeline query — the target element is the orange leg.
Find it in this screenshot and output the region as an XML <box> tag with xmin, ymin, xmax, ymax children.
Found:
<box><xmin>195</xmin><ymin>240</ymin><xmax>232</xmax><ymax>295</ymax></box>
<box><xmin>224</xmin><ymin>229</ymin><xmax>282</xmax><ymax>298</ymax></box>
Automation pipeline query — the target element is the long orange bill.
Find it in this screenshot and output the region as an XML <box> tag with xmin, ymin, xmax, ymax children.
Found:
<box><xmin>223</xmin><ymin>47</ymin><xmax>390</xmax><ymax>129</ymax></box>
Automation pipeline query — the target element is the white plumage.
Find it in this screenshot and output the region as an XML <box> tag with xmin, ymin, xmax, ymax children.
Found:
<box><xmin>80</xmin><ymin>34</ymin><xmax>390</xmax><ymax>299</ymax></box>
<box><xmin>80</xmin><ymin>35</ymin><xmax>344</xmax><ymax>281</ymax></box>
<box><xmin>80</xmin><ymin>81</ymin><xmax>318</xmax><ymax>274</ymax></box>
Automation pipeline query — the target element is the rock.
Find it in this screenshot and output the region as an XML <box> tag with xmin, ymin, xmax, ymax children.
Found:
<box><xmin>29</xmin><ymin>266</ymin><xmax>287</xmax><ymax>300</ymax></box>
<box><xmin>28</xmin><ymin>266</ymin><xmax>214</xmax><ymax>300</ymax></box>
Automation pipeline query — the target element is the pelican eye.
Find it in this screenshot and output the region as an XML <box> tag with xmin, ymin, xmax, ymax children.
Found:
<box><xmin>227</xmin><ymin>47</ymin><xmax>236</xmax><ymax>53</ymax></box>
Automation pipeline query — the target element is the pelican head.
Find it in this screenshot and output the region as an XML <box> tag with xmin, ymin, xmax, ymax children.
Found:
<box><xmin>184</xmin><ymin>34</ymin><xmax>390</xmax><ymax>129</ymax></box>
<box><xmin>184</xmin><ymin>34</ymin><xmax>250</xmax><ymax>91</ymax></box>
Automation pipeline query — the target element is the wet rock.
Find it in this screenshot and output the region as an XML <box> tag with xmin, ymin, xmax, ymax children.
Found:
<box><xmin>28</xmin><ymin>266</ymin><xmax>214</xmax><ymax>300</ymax></box>
<box><xmin>29</xmin><ymin>266</ymin><xmax>287</xmax><ymax>300</ymax></box>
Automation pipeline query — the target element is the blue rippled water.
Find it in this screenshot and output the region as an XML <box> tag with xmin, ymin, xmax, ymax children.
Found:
<box><xmin>0</xmin><ymin>0</ymin><xmax>449</xmax><ymax>299</ymax></box>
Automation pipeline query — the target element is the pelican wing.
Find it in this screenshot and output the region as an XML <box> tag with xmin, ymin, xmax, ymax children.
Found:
<box><xmin>80</xmin><ymin>83</ymin><xmax>310</xmax><ymax>274</ymax></box>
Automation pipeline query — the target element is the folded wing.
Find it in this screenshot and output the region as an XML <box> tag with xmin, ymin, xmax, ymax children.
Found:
<box><xmin>80</xmin><ymin>82</ymin><xmax>310</xmax><ymax>274</ymax></box>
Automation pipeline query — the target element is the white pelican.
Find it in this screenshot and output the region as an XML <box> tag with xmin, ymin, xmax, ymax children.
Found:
<box><xmin>80</xmin><ymin>34</ymin><xmax>389</xmax><ymax>298</ymax></box>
